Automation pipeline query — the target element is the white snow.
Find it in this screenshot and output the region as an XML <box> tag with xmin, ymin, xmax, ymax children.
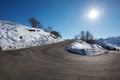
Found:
<box><xmin>0</xmin><ymin>20</ymin><xmax>62</xmax><ymax>51</ymax></box>
<box><xmin>66</xmin><ymin>40</ymin><xmax>106</xmax><ymax>56</ymax></box>
<box><xmin>97</xmin><ymin>37</ymin><xmax>120</xmax><ymax>51</ymax></box>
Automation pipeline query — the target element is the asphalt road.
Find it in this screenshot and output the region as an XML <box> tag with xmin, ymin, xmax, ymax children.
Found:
<box><xmin>0</xmin><ymin>40</ymin><xmax>120</xmax><ymax>80</ymax></box>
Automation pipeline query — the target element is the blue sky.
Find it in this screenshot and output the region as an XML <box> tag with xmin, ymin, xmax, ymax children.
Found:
<box><xmin>0</xmin><ymin>0</ymin><xmax>120</xmax><ymax>39</ymax></box>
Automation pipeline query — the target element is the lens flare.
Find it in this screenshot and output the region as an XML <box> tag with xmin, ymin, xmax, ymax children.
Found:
<box><xmin>88</xmin><ymin>9</ymin><xmax>99</xmax><ymax>20</ymax></box>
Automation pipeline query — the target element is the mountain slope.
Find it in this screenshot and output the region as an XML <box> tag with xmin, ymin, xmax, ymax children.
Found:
<box><xmin>97</xmin><ymin>37</ymin><xmax>120</xmax><ymax>50</ymax></box>
<box><xmin>0</xmin><ymin>20</ymin><xmax>61</xmax><ymax>51</ymax></box>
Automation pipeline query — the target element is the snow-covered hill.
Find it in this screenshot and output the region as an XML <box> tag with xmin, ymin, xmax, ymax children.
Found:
<box><xmin>97</xmin><ymin>37</ymin><xmax>120</xmax><ymax>51</ymax></box>
<box><xmin>0</xmin><ymin>20</ymin><xmax>62</xmax><ymax>51</ymax></box>
<box><xmin>66</xmin><ymin>40</ymin><xmax>106</xmax><ymax>56</ymax></box>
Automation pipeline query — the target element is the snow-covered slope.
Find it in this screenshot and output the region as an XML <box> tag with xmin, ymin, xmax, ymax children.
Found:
<box><xmin>66</xmin><ymin>40</ymin><xmax>106</xmax><ymax>56</ymax></box>
<box><xmin>97</xmin><ymin>37</ymin><xmax>120</xmax><ymax>51</ymax></box>
<box><xmin>0</xmin><ymin>20</ymin><xmax>62</xmax><ymax>51</ymax></box>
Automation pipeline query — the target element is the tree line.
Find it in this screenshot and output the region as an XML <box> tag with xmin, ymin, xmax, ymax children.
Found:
<box><xmin>28</xmin><ymin>17</ymin><xmax>61</xmax><ymax>38</ymax></box>
<box><xmin>28</xmin><ymin>17</ymin><xmax>95</xmax><ymax>43</ymax></box>
<box><xmin>75</xmin><ymin>31</ymin><xmax>96</xmax><ymax>44</ymax></box>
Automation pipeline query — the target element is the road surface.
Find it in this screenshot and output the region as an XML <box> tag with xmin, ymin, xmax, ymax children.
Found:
<box><xmin>0</xmin><ymin>40</ymin><xmax>120</xmax><ymax>80</ymax></box>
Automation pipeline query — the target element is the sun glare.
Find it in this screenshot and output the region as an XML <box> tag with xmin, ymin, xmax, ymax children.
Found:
<box><xmin>88</xmin><ymin>9</ymin><xmax>99</xmax><ymax>20</ymax></box>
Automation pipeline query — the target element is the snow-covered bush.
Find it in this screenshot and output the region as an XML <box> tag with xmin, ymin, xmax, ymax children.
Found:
<box><xmin>66</xmin><ymin>40</ymin><xmax>106</xmax><ymax>56</ymax></box>
<box><xmin>50</xmin><ymin>31</ymin><xmax>62</xmax><ymax>39</ymax></box>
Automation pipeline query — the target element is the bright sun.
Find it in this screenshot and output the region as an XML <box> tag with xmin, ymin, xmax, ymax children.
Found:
<box><xmin>88</xmin><ymin>9</ymin><xmax>99</xmax><ymax>20</ymax></box>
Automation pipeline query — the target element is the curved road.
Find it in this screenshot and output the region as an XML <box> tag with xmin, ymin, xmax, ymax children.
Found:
<box><xmin>0</xmin><ymin>40</ymin><xmax>120</xmax><ymax>80</ymax></box>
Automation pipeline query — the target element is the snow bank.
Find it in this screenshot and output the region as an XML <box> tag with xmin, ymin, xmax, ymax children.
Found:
<box><xmin>66</xmin><ymin>40</ymin><xmax>106</xmax><ymax>56</ymax></box>
<box><xmin>97</xmin><ymin>37</ymin><xmax>120</xmax><ymax>51</ymax></box>
<box><xmin>0</xmin><ymin>20</ymin><xmax>62</xmax><ymax>51</ymax></box>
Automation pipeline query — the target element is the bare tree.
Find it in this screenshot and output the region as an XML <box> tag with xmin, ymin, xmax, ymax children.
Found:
<box><xmin>74</xmin><ymin>31</ymin><xmax>85</xmax><ymax>40</ymax></box>
<box><xmin>28</xmin><ymin>17</ymin><xmax>42</xmax><ymax>28</ymax></box>
<box><xmin>47</xmin><ymin>26</ymin><xmax>52</xmax><ymax>32</ymax></box>
<box><xmin>80</xmin><ymin>31</ymin><xmax>85</xmax><ymax>41</ymax></box>
<box><xmin>86</xmin><ymin>31</ymin><xmax>93</xmax><ymax>41</ymax></box>
<box><xmin>75</xmin><ymin>31</ymin><xmax>95</xmax><ymax>44</ymax></box>
<box><xmin>74</xmin><ymin>34</ymin><xmax>80</xmax><ymax>40</ymax></box>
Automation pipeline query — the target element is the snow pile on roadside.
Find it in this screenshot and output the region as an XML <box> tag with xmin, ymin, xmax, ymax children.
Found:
<box><xmin>0</xmin><ymin>20</ymin><xmax>62</xmax><ymax>51</ymax></box>
<box><xmin>97</xmin><ymin>37</ymin><xmax>120</xmax><ymax>51</ymax></box>
<box><xmin>66</xmin><ymin>40</ymin><xmax>106</xmax><ymax>56</ymax></box>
